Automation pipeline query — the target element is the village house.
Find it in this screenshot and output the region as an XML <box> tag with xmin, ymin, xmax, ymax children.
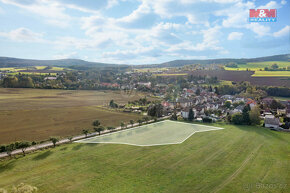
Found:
<box><xmin>181</xmin><ymin>107</ymin><xmax>196</xmax><ymax>119</ymax></box>
<box><xmin>138</xmin><ymin>82</ymin><xmax>151</xmax><ymax>88</ymax></box>
<box><xmin>44</xmin><ymin>76</ymin><xmax>57</xmax><ymax>80</ymax></box>
<box><xmin>264</xmin><ymin>115</ymin><xmax>281</xmax><ymax>129</ymax></box>
<box><xmin>177</xmin><ymin>98</ymin><xmax>193</xmax><ymax>108</ymax></box>
<box><xmin>231</xmin><ymin>105</ymin><xmax>244</xmax><ymax>114</ymax></box>
<box><xmin>246</xmin><ymin>99</ymin><xmax>257</xmax><ymax>109</ymax></box>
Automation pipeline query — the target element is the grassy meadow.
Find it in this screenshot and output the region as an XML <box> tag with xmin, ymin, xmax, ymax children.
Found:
<box><xmin>0</xmin><ymin>123</ymin><xmax>289</xmax><ymax>193</ymax></box>
<box><xmin>0</xmin><ymin>88</ymin><xmax>147</xmax><ymax>144</ymax></box>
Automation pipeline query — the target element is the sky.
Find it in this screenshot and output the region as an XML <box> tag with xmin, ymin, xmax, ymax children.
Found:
<box><xmin>0</xmin><ymin>0</ymin><xmax>289</xmax><ymax>64</ymax></box>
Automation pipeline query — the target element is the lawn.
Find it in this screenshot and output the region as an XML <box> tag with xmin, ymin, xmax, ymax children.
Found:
<box><xmin>0</xmin><ymin>123</ymin><xmax>289</xmax><ymax>193</ymax></box>
<box><xmin>0</xmin><ymin>88</ymin><xmax>148</xmax><ymax>144</ymax></box>
<box><xmin>252</xmin><ymin>71</ymin><xmax>290</xmax><ymax>77</ymax></box>
<box><xmin>77</xmin><ymin>120</ymin><xmax>224</xmax><ymax>146</ymax></box>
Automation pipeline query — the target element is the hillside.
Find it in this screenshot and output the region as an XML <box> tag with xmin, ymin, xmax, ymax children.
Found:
<box><xmin>0</xmin><ymin>57</ymin><xmax>117</xmax><ymax>68</ymax></box>
<box><xmin>0</xmin><ymin>54</ymin><xmax>289</xmax><ymax>68</ymax></box>
<box><xmin>151</xmin><ymin>54</ymin><xmax>290</xmax><ymax>68</ymax></box>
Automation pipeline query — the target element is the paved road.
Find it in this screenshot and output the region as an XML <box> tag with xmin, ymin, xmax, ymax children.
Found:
<box><xmin>0</xmin><ymin>116</ymin><xmax>170</xmax><ymax>158</ymax></box>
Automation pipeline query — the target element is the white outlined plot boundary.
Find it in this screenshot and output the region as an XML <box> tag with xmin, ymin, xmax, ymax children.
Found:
<box><xmin>75</xmin><ymin>120</ymin><xmax>224</xmax><ymax>146</ymax></box>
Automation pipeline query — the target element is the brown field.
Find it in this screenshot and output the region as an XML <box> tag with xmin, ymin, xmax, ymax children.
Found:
<box><xmin>188</xmin><ymin>70</ymin><xmax>290</xmax><ymax>87</ymax></box>
<box><xmin>0</xmin><ymin>88</ymin><xmax>147</xmax><ymax>144</ymax></box>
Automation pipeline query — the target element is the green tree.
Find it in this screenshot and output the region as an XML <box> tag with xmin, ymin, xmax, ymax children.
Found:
<box><xmin>188</xmin><ymin>108</ymin><xmax>194</xmax><ymax>121</ymax></box>
<box><xmin>224</xmin><ymin>101</ymin><xmax>231</xmax><ymax>109</ymax></box>
<box><xmin>94</xmin><ymin>126</ymin><xmax>104</xmax><ymax>135</ymax></box>
<box><xmin>270</xmin><ymin>100</ymin><xmax>284</xmax><ymax>109</ymax></box>
<box><xmin>249</xmin><ymin>107</ymin><xmax>261</xmax><ymax>125</ymax></box>
<box><xmin>196</xmin><ymin>88</ymin><xmax>201</xmax><ymax>95</ymax></box>
<box><xmin>82</xmin><ymin>129</ymin><xmax>89</xmax><ymax>137</ymax></box>
<box><xmin>242</xmin><ymin>105</ymin><xmax>251</xmax><ymax>124</ymax></box>
<box><xmin>92</xmin><ymin>120</ymin><xmax>101</xmax><ymax>128</ymax></box>
<box><xmin>17</xmin><ymin>141</ymin><xmax>31</xmax><ymax>156</ymax></box>
<box><xmin>130</xmin><ymin>120</ymin><xmax>134</xmax><ymax>127</ymax></box>
<box><xmin>271</xmin><ymin>63</ymin><xmax>279</xmax><ymax>69</ymax></box>
<box><xmin>215</xmin><ymin>86</ymin><xmax>220</xmax><ymax>95</ymax></box>
<box><xmin>120</xmin><ymin>122</ymin><xmax>125</xmax><ymax>129</ymax></box>
<box><xmin>109</xmin><ymin>100</ymin><xmax>118</xmax><ymax>108</ymax></box>
<box><xmin>6</xmin><ymin>143</ymin><xmax>16</xmax><ymax>157</ymax></box>
<box><xmin>138</xmin><ymin>119</ymin><xmax>143</xmax><ymax>125</ymax></box>
<box><xmin>147</xmin><ymin>103</ymin><xmax>163</xmax><ymax>117</ymax></box>
<box><xmin>50</xmin><ymin>137</ymin><xmax>59</xmax><ymax>147</ymax></box>
<box><xmin>231</xmin><ymin>113</ymin><xmax>244</xmax><ymax>125</ymax></box>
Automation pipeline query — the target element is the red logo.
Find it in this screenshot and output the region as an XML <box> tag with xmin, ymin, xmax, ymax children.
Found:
<box><xmin>249</xmin><ymin>9</ymin><xmax>277</xmax><ymax>22</ymax></box>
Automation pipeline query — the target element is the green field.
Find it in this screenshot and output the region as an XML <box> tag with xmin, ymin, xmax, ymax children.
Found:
<box><xmin>252</xmin><ymin>71</ymin><xmax>290</xmax><ymax>77</ymax></box>
<box><xmin>77</xmin><ymin>120</ymin><xmax>223</xmax><ymax>146</ymax></box>
<box><xmin>0</xmin><ymin>123</ymin><xmax>289</xmax><ymax>193</ymax></box>
<box><xmin>225</xmin><ymin>61</ymin><xmax>290</xmax><ymax>71</ymax></box>
<box><xmin>0</xmin><ymin>88</ymin><xmax>148</xmax><ymax>144</ymax></box>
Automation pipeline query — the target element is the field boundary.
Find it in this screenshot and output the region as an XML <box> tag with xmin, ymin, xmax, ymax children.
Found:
<box><xmin>75</xmin><ymin>120</ymin><xmax>224</xmax><ymax>146</ymax></box>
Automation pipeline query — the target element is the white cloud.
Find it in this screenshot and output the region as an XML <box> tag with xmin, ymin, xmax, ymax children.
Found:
<box><xmin>273</xmin><ymin>25</ymin><xmax>290</xmax><ymax>37</ymax></box>
<box><xmin>228</xmin><ymin>32</ymin><xmax>243</xmax><ymax>40</ymax></box>
<box><xmin>1</xmin><ymin>0</ymin><xmax>71</xmax><ymax>27</ymax></box>
<box><xmin>258</xmin><ymin>1</ymin><xmax>282</xmax><ymax>9</ymax></box>
<box><xmin>281</xmin><ymin>0</ymin><xmax>287</xmax><ymax>5</ymax></box>
<box><xmin>0</xmin><ymin>28</ymin><xmax>45</xmax><ymax>42</ymax></box>
<box><xmin>246</xmin><ymin>23</ymin><xmax>271</xmax><ymax>37</ymax></box>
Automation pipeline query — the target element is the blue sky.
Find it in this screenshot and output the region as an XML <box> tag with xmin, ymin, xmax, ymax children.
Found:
<box><xmin>0</xmin><ymin>0</ymin><xmax>289</xmax><ymax>64</ymax></box>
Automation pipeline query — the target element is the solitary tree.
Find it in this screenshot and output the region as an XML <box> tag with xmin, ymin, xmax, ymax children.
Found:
<box><xmin>196</xmin><ymin>88</ymin><xmax>201</xmax><ymax>96</ymax></box>
<box><xmin>94</xmin><ymin>126</ymin><xmax>104</xmax><ymax>135</ymax></box>
<box><xmin>242</xmin><ymin>105</ymin><xmax>251</xmax><ymax>124</ymax></box>
<box><xmin>82</xmin><ymin>129</ymin><xmax>89</xmax><ymax>137</ymax></box>
<box><xmin>50</xmin><ymin>137</ymin><xmax>59</xmax><ymax>147</ymax></box>
<box><xmin>138</xmin><ymin>119</ymin><xmax>143</xmax><ymax>125</ymax></box>
<box><xmin>130</xmin><ymin>120</ymin><xmax>134</xmax><ymax>127</ymax></box>
<box><xmin>18</xmin><ymin>141</ymin><xmax>31</xmax><ymax>156</ymax></box>
<box><xmin>188</xmin><ymin>108</ymin><xmax>194</xmax><ymax>121</ymax></box>
<box><xmin>120</xmin><ymin>122</ymin><xmax>125</xmax><ymax>129</ymax></box>
<box><xmin>92</xmin><ymin>120</ymin><xmax>101</xmax><ymax>128</ymax></box>
<box><xmin>249</xmin><ymin>107</ymin><xmax>261</xmax><ymax>125</ymax></box>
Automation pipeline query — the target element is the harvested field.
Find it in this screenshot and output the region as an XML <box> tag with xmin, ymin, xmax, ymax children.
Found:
<box><xmin>0</xmin><ymin>88</ymin><xmax>147</xmax><ymax>144</ymax></box>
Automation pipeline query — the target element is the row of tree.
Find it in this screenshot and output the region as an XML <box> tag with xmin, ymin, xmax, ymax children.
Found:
<box><xmin>0</xmin><ymin>117</ymin><xmax>159</xmax><ymax>157</ymax></box>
